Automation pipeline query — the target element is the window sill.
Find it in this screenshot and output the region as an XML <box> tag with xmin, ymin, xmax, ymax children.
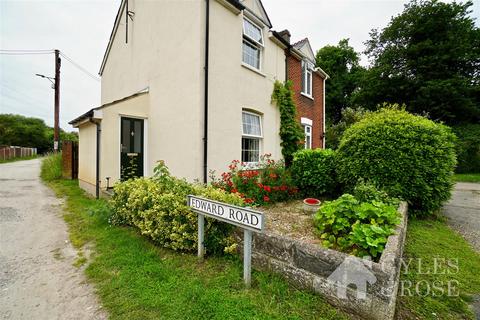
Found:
<box><xmin>301</xmin><ymin>92</ymin><xmax>314</xmax><ymax>100</ymax></box>
<box><xmin>241</xmin><ymin>63</ymin><xmax>266</xmax><ymax>77</ymax></box>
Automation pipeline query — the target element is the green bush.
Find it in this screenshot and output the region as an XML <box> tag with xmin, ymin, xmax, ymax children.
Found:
<box><xmin>40</xmin><ymin>152</ymin><xmax>62</xmax><ymax>181</ymax></box>
<box><xmin>314</xmin><ymin>194</ymin><xmax>400</xmax><ymax>259</ymax></box>
<box><xmin>453</xmin><ymin>124</ymin><xmax>480</xmax><ymax>173</ymax></box>
<box><xmin>325</xmin><ymin>107</ymin><xmax>371</xmax><ymax>149</ymax></box>
<box><xmin>353</xmin><ymin>180</ymin><xmax>398</xmax><ymax>206</ymax></box>
<box><xmin>109</xmin><ymin>161</ymin><xmax>245</xmax><ymax>255</ymax></box>
<box><xmin>336</xmin><ymin>108</ymin><xmax>456</xmax><ymax>215</ymax></box>
<box><xmin>291</xmin><ymin>149</ymin><xmax>337</xmax><ymax>197</ymax></box>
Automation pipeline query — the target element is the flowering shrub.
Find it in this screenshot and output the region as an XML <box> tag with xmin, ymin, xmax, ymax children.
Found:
<box><xmin>211</xmin><ymin>154</ymin><xmax>298</xmax><ymax>205</ymax></box>
<box><xmin>109</xmin><ymin>161</ymin><xmax>244</xmax><ymax>255</ymax></box>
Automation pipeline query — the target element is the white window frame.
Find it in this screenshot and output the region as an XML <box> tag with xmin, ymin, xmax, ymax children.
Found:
<box><xmin>302</xmin><ymin>60</ymin><xmax>313</xmax><ymax>98</ymax></box>
<box><xmin>304</xmin><ymin>124</ymin><xmax>312</xmax><ymax>149</ymax></box>
<box><xmin>241</xmin><ymin>110</ymin><xmax>263</xmax><ymax>164</ymax></box>
<box><xmin>242</xmin><ymin>17</ymin><xmax>264</xmax><ymax>71</ymax></box>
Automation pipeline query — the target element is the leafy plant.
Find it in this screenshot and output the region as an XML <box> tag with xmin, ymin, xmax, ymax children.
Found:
<box><xmin>211</xmin><ymin>154</ymin><xmax>298</xmax><ymax>206</ymax></box>
<box><xmin>271</xmin><ymin>81</ymin><xmax>305</xmax><ymax>167</ymax></box>
<box><xmin>353</xmin><ymin>180</ymin><xmax>399</xmax><ymax>206</ymax></box>
<box><xmin>336</xmin><ymin>108</ymin><xmax>456</xmax><ymax>216</ymax></box>
<box><xmin>110</xmin><ymin>161</ymin><xmax>245</xmax><ymax>255</ymax></box>
<box><xmin>314</xmin><ymin>193</ymin><xmax>400</xmax><ymax>259</ymax></box>
<box><xmin>291</xmin><ymin>148</ymin><xmax>338</xmax><ymax>198</ymax></box>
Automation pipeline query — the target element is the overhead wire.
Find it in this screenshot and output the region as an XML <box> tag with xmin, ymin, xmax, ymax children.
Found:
<box><xmin>0</xmin><ymin>49</ymin><xmax>100</xmax><ymax>82</ymax></box>
<box><xmin>59</xmin><ymin>51</ymin><xmax>100</xmax><ymax>82</ymax></box>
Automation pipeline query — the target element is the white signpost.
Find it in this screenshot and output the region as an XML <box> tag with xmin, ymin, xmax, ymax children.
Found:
<box><xmin>187</xmin><ymin>195</ymin><xmax>264</xmax><ymax>288</ymax></box>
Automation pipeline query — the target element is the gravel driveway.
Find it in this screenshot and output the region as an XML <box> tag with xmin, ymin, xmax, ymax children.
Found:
<box><xmin>0</xmin><ymin>159</ymin><xmax>106</xmax><ymax>320</ymax></box>
<box><xmin>442</xmin><ymin>182</ymin><xmax>480</xmax><ymax>252</ymax></box>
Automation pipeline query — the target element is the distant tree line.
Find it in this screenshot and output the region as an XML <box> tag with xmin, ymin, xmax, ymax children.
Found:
<box><xmin>317</xmin><ymin>0</ymin><xmax>479</xmax><ymax>125</ymax></box>
<box><xmin>316</xmin><ymin>0</ymin><xmax>479</xmax><ymax>173</ymax></box>
<box><xmin>0</xmin><ymin>114</ymin><xmax>78</xmax><ymax>154</ymax></box>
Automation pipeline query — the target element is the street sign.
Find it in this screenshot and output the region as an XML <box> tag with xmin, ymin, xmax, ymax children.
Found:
<box><xmin>188</xmin><ymin>195</ymin><xmax>264</xmax><ymax>288</ymax></box>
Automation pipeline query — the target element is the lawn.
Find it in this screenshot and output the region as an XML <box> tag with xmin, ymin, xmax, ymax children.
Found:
<box><xmin>42</xmin><ymin>156</ymin><xmax>480</xmax><ymax>319</ymax></box>
<box><xmin>45</xmin><ymin>178</ymin><xmax>348</xmax><ymax>320</ymax></box>
<box><xmin>396</xmin><ymin>218</ymin><xmax>480</xmax><ymax>319</ymax></box>
<box><xmin>0</xmin><ymin>154</ymin><xmax>38</xmax><ymax>164</ymax></box>
<box><xmin>454</xmin><ymin>173</ymin><xmax>480</xmax><ymax>183</ymax></box>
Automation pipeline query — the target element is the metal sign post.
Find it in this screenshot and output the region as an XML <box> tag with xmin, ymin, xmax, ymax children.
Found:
<box><xmin>188</xmin><ymin>195</ymin><xmax>264</xmax><ymax>288</ymax></box>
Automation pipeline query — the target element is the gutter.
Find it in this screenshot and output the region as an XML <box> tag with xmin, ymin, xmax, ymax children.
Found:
<box><xmin>203</xmin><ymin>0</ymin><xmax>210</xmax><ymax>184</ymax></box>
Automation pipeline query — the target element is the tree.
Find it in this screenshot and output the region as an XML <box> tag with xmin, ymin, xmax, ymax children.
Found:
<box><xmin>355</xmin><ymin>0</ymin><xmax>480</xmax><ymax>124</ymax></box>
<box><xmin>0</xmin><ymin>114</ymin><xmax>77</xmax><ymax>154</ymax></box>
<box><xmin>316</xmin><ymin>39</ymin><xmax>364</xmax><ymax>124</ymax></box>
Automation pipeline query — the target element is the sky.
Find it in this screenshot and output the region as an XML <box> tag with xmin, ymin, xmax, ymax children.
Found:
<box><xmin>1</xmin><ymin>0</ymin><xmax>478</xmax><ymax>131</ymax></box>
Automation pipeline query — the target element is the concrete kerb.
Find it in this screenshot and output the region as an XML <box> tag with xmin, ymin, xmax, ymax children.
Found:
<box><xmin>237</xmin><ymin>201</ymin><xmax>408</xmax><ymax>320</ymax></box>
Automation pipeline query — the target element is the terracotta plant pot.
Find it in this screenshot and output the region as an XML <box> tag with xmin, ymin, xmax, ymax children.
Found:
<box><xmin>303</xmin><ymin>198</ymin><xmax>321</xmax><ymax>213</ymax></box>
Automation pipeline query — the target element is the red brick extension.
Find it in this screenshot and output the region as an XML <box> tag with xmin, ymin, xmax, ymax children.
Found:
<box><xmin>286</xmin><ymin>54</ymin><xmax>325</xmax><ymax>149</ymax></box>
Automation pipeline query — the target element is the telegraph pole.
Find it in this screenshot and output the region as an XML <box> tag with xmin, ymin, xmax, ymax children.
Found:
<box><xmin>54</xmin><ymin>49</ymin><xmax>61</xmax><ymax>152</ymax></box>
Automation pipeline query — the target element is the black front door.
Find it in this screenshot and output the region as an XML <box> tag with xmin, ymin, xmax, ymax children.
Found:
<box><xmin>121</xmin><ymin>117</ymin><xmax>144</xmax><ymax>180</ymax></box>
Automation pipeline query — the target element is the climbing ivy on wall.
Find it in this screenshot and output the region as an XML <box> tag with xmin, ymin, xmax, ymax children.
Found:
<box><xmin>272</xmin><ymin>80</ymin><xmax>305</xmax><ymax>167</ymax></box>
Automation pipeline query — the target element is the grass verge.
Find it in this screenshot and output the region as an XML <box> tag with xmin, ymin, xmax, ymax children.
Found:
<box><xmin>396</xmin><ymin>218</ymin><xmax>480</xmax><ymax>319</ymax></box>
<box><xmin>454</xmin><ymin>173</ymin><xmax>480</xmax><ymax>183</ymax></box>
<box><xmin>45</xmin><ymin>178</ymin><xmax>348</xmax><ymax>320</ymax></box>
<box><xmin>0</xmin><ymin>154</ymin><xmax>38</xmax><ymax>164</ymax></box>
<box><xmin>40</xmin><ymin>152</ymin><xmax>62</xmax><ymax>181</ymax></box>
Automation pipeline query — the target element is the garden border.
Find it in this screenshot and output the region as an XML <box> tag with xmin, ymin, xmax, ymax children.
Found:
<box><xmin>237</xmin><ymin>201</ymin><xmax>408</xmax><ymax>320</ymax></box>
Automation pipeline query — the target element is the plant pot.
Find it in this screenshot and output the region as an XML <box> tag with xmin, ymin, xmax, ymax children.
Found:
<box><xmin>303</xmin><ymin>198</ymin><xmax>321</xmax><ymax>213</ymax></box>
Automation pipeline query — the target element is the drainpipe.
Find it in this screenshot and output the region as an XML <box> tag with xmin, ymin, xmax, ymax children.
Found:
<box><xmin>203</xmin><ymin>0</ymin><xmax>210</xmax><ymax>184</ymax></box>
<box><xmin>322</xmin><ymin>77</ymin><xmax>326</xmax><ymax>149</ymax></box>
<box><xmin>89</xmin><ymin>119</ymin><xmax>101</xmax><ymax>199</ymax></box>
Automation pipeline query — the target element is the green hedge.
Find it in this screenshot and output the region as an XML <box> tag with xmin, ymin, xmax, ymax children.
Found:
<box><xmin>291</xmin><ymin>149</ymin><xmax>337</xmax><ymax>197</ymax></box>
<box><xmin>336</xmin><ymin>108</ymin><xmax>456</xmax><ymax>216</ymax></box>
<box><xmin>453</xmin><ymin>124</ymin><xmax>480</xmax><ymax>173</ymax></box>
<box><xmin>109</xmin><ymin>162</ymin><xmax>245</xmax><ymax>255</ymax></box>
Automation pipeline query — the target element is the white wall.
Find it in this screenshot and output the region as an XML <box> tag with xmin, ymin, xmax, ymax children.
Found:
<box><xmin>95</xmin><ymin>0</ymin><xmax>285</xmax><ymax>183</ymax></box>
<box><xmin>208</xmin><ymin>0</ymin><xmax>285</xmax><ymax>175</ymax></box>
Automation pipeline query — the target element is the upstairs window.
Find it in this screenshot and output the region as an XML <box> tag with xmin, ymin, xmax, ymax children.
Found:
<box><xmin>242</xmin><ymin>18</ymin><xmax>263</xmax><ymax>70</ymax></box>
<box><xmin>242</xmin><ymin>111</ymin><xmax>262</xmax><ymax>163</ymax></box>
<box><xmin>302</xmin><ymin>60</ymin><xmax>313</xmax><ymax>97</ymax></box>
<box><xmin>304</xmin><ymin>125</ymin><xmax>312</xmax><ymax>149</ymax></box>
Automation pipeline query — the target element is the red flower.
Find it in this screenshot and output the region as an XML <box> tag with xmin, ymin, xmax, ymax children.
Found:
<box><xmin>269</xmin><ymin>173</ymin><xmax>277</xmax><ymax>179</ymax></box>
<box><xmin>263</xmin><ymin>185</ymin><xmax>271</xmax><ymax>192</ymax></box>
<box><xmin>263</xmin><ymin>195</ymin><xmax>270</xmax><ymax>202</ymax></box>
<box><xmin>231</xmin><ymin>188</ymin><xmax>238</xmax><ymax>193</ymax></box>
